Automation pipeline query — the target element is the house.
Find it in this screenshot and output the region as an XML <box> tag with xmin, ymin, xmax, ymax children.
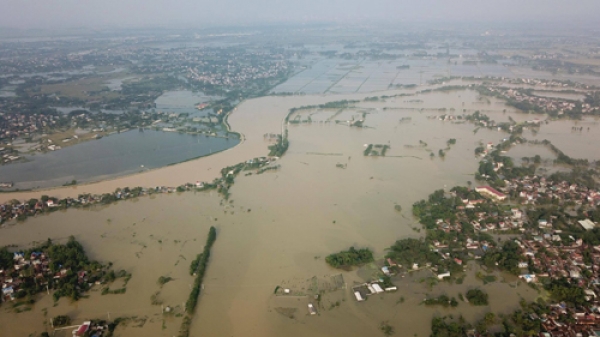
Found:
<box><xmin>437</xmin><ymin>272</ymin><xmax>451</xmax><ymax>280</ymax></box>
<box><xmin>520</xmin><ymin>274</ymin><xmax>536</xmax><ymax>283</ymax></box>
<box><xmin>371</xmin><ymin>283</ymin><xmax>384</xmax><ymax>294</ymax></box>
<box><xmin>73</xmin><ymin>321</ymin><xmax>91</xmax><ymax>337</ymax></box>
<box><xmin>476</xmin><ymin>186</ymin><xmax>507</xmax><ymax>201</ymax></box>
<box><xmin>511</xmin><ymin>208</ymin><xmax>522</xmax><ymax>219</ymax></box>
<box><xmin>578</xmin><ymin>219</ymin><xmax>596</xmax><ymax>231</ymax></box>
<box><xmin>570</xmin><ymin>268</ymin><xmax>581</xmax><ymax>279</ymax></box>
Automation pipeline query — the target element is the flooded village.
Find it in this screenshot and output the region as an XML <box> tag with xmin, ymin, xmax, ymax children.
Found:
<box><xmin>2</xmin><ymin>25</ymin><xmax>600</xmax><ymax>337</ymax></box>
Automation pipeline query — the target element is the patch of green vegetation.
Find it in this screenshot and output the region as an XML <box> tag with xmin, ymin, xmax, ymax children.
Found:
<box><xmin>325</xmin><ymin>247</ymin><xmax>374</xmax><ymax>269</ymax></box>
<box><xmin>423</xmin><ymin>295</ymin><xmax>459</xmax><ymax>308</ymax></box>
<box><xmin>476</xmin><ymin>271</ymin><xmax>497</xmax><ymax>284</ymax></box>
<box><xmin>465</xmin><ymin>288</ymin><xmax>489</xmax><ymax>305</ymax></box>
<box><xmin>379</xmin><ymin>321</ymin><xmax>395</xmax><ymax>336</ymax></box>
<box><xmin>157</xmin><ymin>276</ymin><xmax>173</xmax><ymax>286</ymax></box>
<box><xmin>179</xmin><ymin>227</ymin><xmax>218</xmax><ymax>337</ymax></box>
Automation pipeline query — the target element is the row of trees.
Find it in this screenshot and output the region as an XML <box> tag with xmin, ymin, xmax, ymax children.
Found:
<box><xmin>179</xmin><ymin>226</ymin><xmax>217</xmax><ymax>337</ymax></box>
<box><xmin>268</xmin><ymin>132</ymin><xmax>289</xmax><ymax>157</ymax></box>
<box><xmin>424</xmin><ymin>294</ymin><xmax>459</xmax><ymax>308</ymax></box>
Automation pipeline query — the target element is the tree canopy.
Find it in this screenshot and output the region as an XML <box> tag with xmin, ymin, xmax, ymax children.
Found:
<box><xmin>325</xmin><ymin>247</ymin><xmax>374</xmax><ymax>268</ymax></box>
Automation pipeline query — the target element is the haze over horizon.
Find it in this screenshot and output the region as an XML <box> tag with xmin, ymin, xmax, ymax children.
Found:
<box><xmin>1</xmin><ymin>0</ymin><xmax>599</xmax><ymax>30</ymax></box>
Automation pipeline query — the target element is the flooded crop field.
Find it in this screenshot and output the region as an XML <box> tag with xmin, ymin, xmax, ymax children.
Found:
<box><xmin>4</xmin><ymin>11</ymin><xmax>600</xmax><ymax>337</ymax></box>
<box><xmin>271</xmin><ymin>56</ymin><xmax>593</xmax><ymax>95</ymax></box>
<box><xmin>3</xmin><ymin>86</ymin><xmax>586</xmax><ymax>336</ymax></box>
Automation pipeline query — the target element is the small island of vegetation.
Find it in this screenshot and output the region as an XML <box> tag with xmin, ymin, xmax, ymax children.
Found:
<box><xmin>325</xmin><ymin>247</ymin><xmax>374</xmax><ymax>269</ymax></box>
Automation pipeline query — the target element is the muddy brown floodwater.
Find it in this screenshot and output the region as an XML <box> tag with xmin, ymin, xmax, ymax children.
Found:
<box><xmin>3</xmin><ymin>87</ymin><xmax>592</xmax><ymax>337</ymax></box>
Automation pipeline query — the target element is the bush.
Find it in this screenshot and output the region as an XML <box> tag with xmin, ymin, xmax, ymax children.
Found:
<box><xmin>157</xmin><ymin>276</ymin><xmax>173</xmax><ymax>286</ymax></box>
<box><xmin>466</xmin><ymin>288</ymin><xmax>489</xmax><ymax>305</ymax></box>
<box><xmin>52</xmin><ymin>315</ymin><xmax>71</xmax><ymax>326</ymax></box>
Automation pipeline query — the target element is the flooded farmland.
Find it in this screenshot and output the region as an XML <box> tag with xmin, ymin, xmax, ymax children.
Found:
<box><xmin>1</xmin><ymin>87</ymin><xmax>574</xmax><ymax>336</ymax></box>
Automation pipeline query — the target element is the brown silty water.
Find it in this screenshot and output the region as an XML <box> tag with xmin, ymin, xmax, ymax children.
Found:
<box><xmin>3</xmin><ymin>88</ymin><xmax>592</xmax><ymax>336</ymax></box>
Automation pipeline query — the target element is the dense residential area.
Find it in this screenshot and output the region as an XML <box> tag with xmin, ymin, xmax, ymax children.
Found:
<box><xmin>404</xmin><ymin>171</ymin><xmax>600</xmax><ymax>336</ymax></box>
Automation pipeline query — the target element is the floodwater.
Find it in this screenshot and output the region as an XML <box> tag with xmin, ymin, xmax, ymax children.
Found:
<box><xmin>0</xmin><ymin>130</ymin><xmax>238</xmax><ymax>190</ymax></box>
<box><xmin>522</xmin><ymin>116</ymin><xmax>600</xmax><ymax>161</ymax></box>
<box><xmin>272</xmin><ymin>56</ymin><xmax>594</xmax><ymax>95</ymax></box>
<box><xmin>532</xmin><ymin>90</ymin><xmax>586</xmax><ymax>101</ymax></box>
<box><xmin>0</xmin><ymin>88</ymin><xmax>551</xmax><ymax>336</ymax></box>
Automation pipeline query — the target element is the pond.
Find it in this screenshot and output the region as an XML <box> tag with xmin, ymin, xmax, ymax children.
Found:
<box><xmin>0</xmin><ymin>130</ymin><xmax>239</xmax><ymax>190</ymax></box>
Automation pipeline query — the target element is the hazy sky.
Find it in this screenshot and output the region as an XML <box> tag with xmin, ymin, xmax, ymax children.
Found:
<box><xmin>1</xmin><ymin>0</ymin><xmax>598</xmax><ymax>29</ymax></box>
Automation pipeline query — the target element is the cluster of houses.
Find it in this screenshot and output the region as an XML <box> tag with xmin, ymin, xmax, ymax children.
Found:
<box><xmin>352</xmin><ymin>281</ymin><xmax>397</xmax><ymax>302</ymax></box>
<box><xmin>489</xmin><ymin>87</ymin><xmax>599</xmax><ymax>115</ymax></box>
<box><xmin>0</xmin><ymin>110</ymin><xmax>60</xmax><ymax>141</ymax></box>
<box><xmin>434</xmin><ymin>176</ymin><xmax>600</xmax><ymax>335</ymax></box>
<box><xmin>1</xmin><ymin>251</ymin><xmax>52</xmax><ymax>302</ymax></box>
<box><xmin>444</xmin><ymin>176</ymin><xmax>600</xmax><ymax>237</ymax></box>
<box><xmin>537</xmin><ymin>304</ymin><xmax>600</xmax><ymax>337</ymax></box>
<box><xmin>186</xmin><ymin>56</ymin><xmax>289</xmax><ymax>89</ymax></box>
<box><xmin>0</xmin><ymin>184</ymin><xmax>197</xmax><ymax>224</ymax></box>
<box><xmin>501</xmin><ymin>175</ymin><xmax>600</xmax><ymax>207</ymax></box>
<box><xmin>507</xmin><ymin>234</ymin><xmax>600</xmax><ymax>336</ymax></box>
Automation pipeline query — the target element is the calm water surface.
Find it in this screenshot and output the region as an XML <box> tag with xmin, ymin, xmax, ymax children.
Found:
<box><xmin>0</xmin><ymin>130</ymin><xmax>238</xmax><ymax>190</ymax></box>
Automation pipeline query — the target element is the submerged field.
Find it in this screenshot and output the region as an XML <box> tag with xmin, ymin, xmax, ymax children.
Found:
<box><xmin>1</xmin><ymin>86</ymin><xmax>599</xmax><ymax>336</ymax></box>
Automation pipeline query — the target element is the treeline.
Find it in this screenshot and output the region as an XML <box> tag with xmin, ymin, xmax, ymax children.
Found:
<box><xmin>325</xmin><ymin>247</ymin><xmax>374</xmax><ymax>268</ymax></box>
<box><xmin>424</xmin><ymin>294</ymin><xmax>458</xmax><ymax>308</ymax></box>
<box><xmin>412</xmin><ymin>189</ymin><xmax>461</xmax><ymax>229</ymax></box>
<box><xmin>544</xmin><ymin>278</ymin><xmax>586</xmax><ymax>306</ymax></box>
<box><xmin>287</xmin><ymin>100</ymin><xmax>359</xmax><ymax>114</ymax></box>
<box><xmin>431</xmin><ymin>298</ymin><xmax>548</xmax><ymax>336</ymax></box>
<box><xmin>268</xmin><ymin>132</ymin><xmax>289</xmax><ymax>157</ymax></box>
<box><xmin>542</xmin><ymin>139</ymin><xmax>589</xmax><ymax>166</ymax></box>
<box><xmin>179</xmin><ymin>226</ymin><xmax>217</xmax><ymax>337</ymax></box>
<box><xmin>386</xmin><ymin>238</ymin><xmax>438</xmax><ymax>267</ymax></box>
